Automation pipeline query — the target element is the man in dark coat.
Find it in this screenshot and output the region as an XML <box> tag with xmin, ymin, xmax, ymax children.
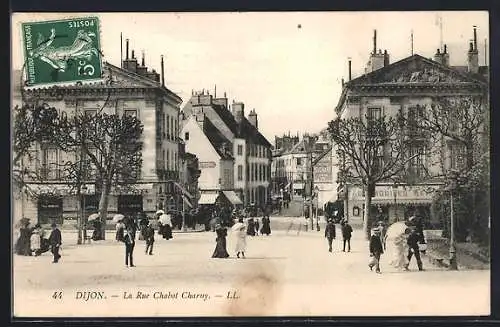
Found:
<box><xmin>48</xmin><ymin>223</ymin><xmax>62</xmax><ymax>263</ymax></box>
<box><xmin>405</xmin><ymin>227</ymin><xmax>423</xmax><ymax>271</ymax></box>
<box><xmin>341</xmin><ymin>220</ymin><xmax>353</xmax><ymax>252</ymax></box>
<box><xmin>144</xmin><ymin>222</ymin><xmax>155</xmax><ymax>255</ymax></box>
<box><xmin>369</xmin><ymin>228</ymin><xmax>384</xmax><ymax>273</ymax></box>
<box><xmin>324</xmin><ymin>219</ymin><xmax>336</xmax><ymax>252</ymax></box>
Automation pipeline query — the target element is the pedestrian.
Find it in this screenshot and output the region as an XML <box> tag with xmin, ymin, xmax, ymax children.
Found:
<box><xmin>254</xmin><ymin>217</ymin><xmax>260</xmax><ymax>236</ymax></box>
<box><xmin>124</xmin><ymin>220</ymin><xmax>136</xmax><ymax>267</ymax></box>
<box><xmin>405</xmin><ymin>227</ymin><xmax>424</xmax><ymax>271</ymax></box>
<box><xmin>16</xmin><ymin>219</ymin><xmax>32</xmax><ymax>256</ymax></box>
<box><xmin>116</xmin><ymin>220</ymin><xmax>125</xmax><ymax>242</ymax></box>
<box><xmin>144</xmin><ymin>221</ymin><xmax>155</xmax><ymax>255</ymax></box>
<box><xmin>212</xmin><ymin>224</ymin><xmax>230</xmax><ymax>258</ymax></box>
<box><xmin>233</xmin><ymin>218</ymin><xmax>247</xmax><ymax>258</ymax></box>
<box><xmin>246</xmin><ymin>218</ymin><xmax>256</xmax><ymax>236</ymax></box>
<box><xmin>48</xmin><ymin>223</ymin><xmax>62</xmax><ymax>263</ymax></box>
<box><xmin>369</xmin><ymin>227</ymin><xmax>384</xmax><ymax>274</ymax></box>
<box><xmin>261</xmin><ymin>215</ymin><xmax>271</xmax><ymax>236</ymax></box>
<box><xmin>303</xmin><ymin>216</ymin><xmax>309</xmax><ymax>232</ymax></box>
<box><xmin>162</xmin><ymin>212</ymin><xmax>173</xmax><ymax>240</ymax></box>
<box><xmin>324</xmin><ymin>218</ymin><xmax>336</xmax><ymax>252</ymax></box>
<box><xmin>91</xmin><ymin>219</ymin><xmax>102</xmax><ymax>241</ymax></box>
<box><xmin>36</xmin><ymin>224</ymin><xmax>50</xmax><ymax>256</ymax></box>
<box><xmin>341</xmin><ymin>220</ymin><xmax>353</xmax><ymax>252</ymax></box>
<box><xmin>30</xmin><ymin>223</ymin><xmax>42</xmax><ymax>256</ymax></box>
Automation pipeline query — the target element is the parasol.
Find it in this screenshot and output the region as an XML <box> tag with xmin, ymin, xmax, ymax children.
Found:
<box><xmin>156</xmin><ymin>210</ymin><xmax>165</xmax><ymax>215</ymax></box>
<box><xmin>112</xmin><ymin>214</ymin><xmax>125</xmax><ymax>223</ymax></box>
<box><xmin>88</xmin><ymin>213</ymin><xmax>100</xmax><ymax>221</ymax></box>
<box><xmin>158</xmin><ymin>213</ymin><xmax>172</xmax><ymax>225</ymax></box>
<box><xmin>231</xmin><ymin>222</ymin><xmax>245</xmax><ymax>232</ymax></box>
<box><xmin>385</xmin><ymin>221</ymin><xmax>409</xmax><ymax>240</ymax></box>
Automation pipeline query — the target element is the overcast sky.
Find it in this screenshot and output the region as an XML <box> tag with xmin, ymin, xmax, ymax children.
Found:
<box><xmin>11</xmin><ymin>11</ymin><xmax>488</xmax><ymax>142</ymax></box>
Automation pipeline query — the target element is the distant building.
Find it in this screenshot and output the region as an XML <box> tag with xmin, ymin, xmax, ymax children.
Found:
<box><xmin>181</xmin><ymin>91</ymin><xmax>272</xmax><ymax>208</ymax></box>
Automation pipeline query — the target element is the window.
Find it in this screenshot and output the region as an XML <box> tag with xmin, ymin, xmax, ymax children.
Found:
<box><xmin>367</xmin><ymin>107</ymin><xmax>382</xmax><ymax>121</ymax></box>
<box><xmin>170</xmin><ymin>116</ymin><xmax>175</xmax><ymax>140</ymax></box>
<box><xmin>174</xmin><ymin>152</ymin><xmax>178</xmax><ymax>171</ymax></box>
<box><xmin>408</xmin><ymin>105</ymin><xmax>425</xmax><ymax>135</ymax></box>
<box><xmin>162</xmin><ymin>150</ymin><xmax>166</xmax><ymax>168</ymax></box>
<box><xmin>408</xmin><ymin>144</ymin><xmax>426</xmax><ymax>177</ymax></box>
<box><xmin>237</xmin><ymin>145</ymin><xmax>243</xmax><ymax>156</ymax></box>
<box><xmin>246</xmin><ymin>165</ymin><xmax>250</xmax><ymax>181</ymax></box>
<box><xmin>165</xmin><ymin>114</ymin><xmax>170</xmax><ymax>140</ymax></box>
<box><xmin>166</xmin><ymin>150</ymin><xmax>170</xmax><ymax>170</ymax></box>
<box><xmin>449</xmin><ymin>142</ymin><xmax>465</xmax><ymax>170</ymax></box>
<box><xmin>296</xmin><ymin>158</ymin><xmax>302</xmax><ymax>166</ymax></box>
<box><xmin>84</xmin><ymin>109</ymin><xmax>97</xmax><ymax>117</ymax></box>
<box><xmin>185</xmin><ymin>132</ymin><xmax>190</xmax><ymax>141</ymax></box>
<box><xmin>41</xmin><ymin>148</ymin><xmax>58</xmax><ymax>180</ymax></box>
<box><xmin>373</xmin><ymin>145</ymin><xmax>384</xmax><ymax>174</ymax></box>
<box><xmin>238</xmin><ymin>165</ymin><xmax>243</xmax><ymax>181</ymax></box>
<box><xmin>124</xmin><ymin>109</ymin><xmax>137</xmax><ymax>117</ymax></box>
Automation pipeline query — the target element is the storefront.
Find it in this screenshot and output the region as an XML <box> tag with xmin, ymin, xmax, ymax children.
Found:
<box><xmin>37</xmin><ymin>195</ymin><xmax>63</xmax><ymax>225</ymax></box>
<box><xmin>81</xmin><ymin>194</ymin><xmax>101</xmax><ymax>220</ymax></box>
<box><xmin>347</xmin><ymin>184</ymin><xmax>440</xmax><ymax>227</ymax></box>
<box><xmin>118</xmin><ymin>195</ymin><xmax>143</xmax><ymax>219</ymax></box>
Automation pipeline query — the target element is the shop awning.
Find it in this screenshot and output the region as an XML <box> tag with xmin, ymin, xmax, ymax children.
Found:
<box><xmin>222</xmin><ymin>191</ymin><xmax>243</xmax><ymax>205</ymax></box>
<box><xmin>293</xmin><ymin>183</ymin><xmax>304</xmax><ymax>189</ymax></box>
<box><xmin>174</xmin><ymin>182</ymin><xmax>193</xmax><ymax>198</ymax></box>
<box><xmin>198</xmin><ymin>193</ymin><xmax>219</xmax><ymax>205</ymax></box>
<box><xmin>133</xmin><ymin>183</ymin><xmax>154</xmax><ymax>190</ymax></box>
<box><xmin>25</xmin><ymin>184</ymin><xmax>96</xmax><ymax>195</ymax></box>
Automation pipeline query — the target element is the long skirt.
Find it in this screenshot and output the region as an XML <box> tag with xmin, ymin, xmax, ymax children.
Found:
<box><xmin>387</xmin><ymin>240</ymin><xmax>409</xmax><ymax>269</ymax></box>
<box><xmin>261</xmin><ymin>222</ymin><xmax>271</xmax><ymax>235</ymax></box>
<box><xmin>212</xmin><ymin>237</ymin><xmax>230</xmax><ymax>258</ymax></box>
<box><xmin>235</xmin><ymin>236</ymin><xmax>247</xmax><ymax>253</ymax></box>
<box><xmin>162</xmin><ymin>224</ymin><xmax>173</xmax><ymax>240</ymax></box>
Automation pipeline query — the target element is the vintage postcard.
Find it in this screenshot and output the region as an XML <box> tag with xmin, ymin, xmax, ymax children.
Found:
<box><xmin>11</xmin><ymin>11</ymin><xmax>490</xmax><ymax>318</ymax></box>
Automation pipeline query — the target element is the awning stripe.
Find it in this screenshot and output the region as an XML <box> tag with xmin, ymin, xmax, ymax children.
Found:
<box><xmin>198</xmin><ymin>193</ymin><xmax>218</xmax><ymax>205</ymax></box>
<box><xmin>222</xmin><ymin>191</ymin><xmax>243</xmax><ymax>205</ymax></box>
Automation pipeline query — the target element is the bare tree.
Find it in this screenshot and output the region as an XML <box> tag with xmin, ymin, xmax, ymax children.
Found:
<box><xmin>328</xmin><ymin>111</ymin><xmax>419</xmax><ymax>239</ymax></box>
<box><xmin>56</xmin><ymin>111</ymin><xmax>144</xmax><ymax>239</ymax></box>
<box><xmin>414</xmin><ymin>96</ymin><xmax>489</xmax><ymax>242</ymax></box>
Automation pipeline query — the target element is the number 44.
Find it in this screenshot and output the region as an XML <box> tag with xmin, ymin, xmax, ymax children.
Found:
<box><xmin>52</xmin><ymin>291</ymin><xmax>63</xmax><ymax>299</ymax></box>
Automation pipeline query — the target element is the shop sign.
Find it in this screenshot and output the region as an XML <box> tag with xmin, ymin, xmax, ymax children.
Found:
<box><xmin>199</xmin><ymin>161</ymin><xmax>216</xmax><ymax>168</ymax></box>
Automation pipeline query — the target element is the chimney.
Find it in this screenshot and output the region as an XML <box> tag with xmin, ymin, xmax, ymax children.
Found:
<box><xmin>373</xmin><ymin>29</ymin><xmax>377</xmax><ymax>54</ymax></box>
<box><xmin>141</xmin><ymin>50</ymin><xmax>145</xmax><ymax>66</ymax></box>
<box><xmin>473</xmin><ymin>25</ymin><xmax>478</xmax><ymax>51</ymax></box>
<box><xmin>131</xmin><ymin>50</ymin><xmax>135</xmax><ymax>59</ymax></box>
<box><xmin>442</xmin><ymin>44</ymin><xmax>450</xmax><ymax>66</ymax></box>
<box><xmin>232</xmin><ymin>102</ymin><xmax>245</xmax><ymax>123</ymax></box>
<box><xmin>248</xmin><ymin>109</ymin><xmax>258</xmax><ymax>129</ymax></box>
<box><xmin>434</xmin><ymin>48</ymin><xmax>443</xmax><ymax>64</ymax></box>
<box><xmin>383</xmin><ymin>49</ymin><xmax>390</xmax><ymax>67</ymax></box>
<box><xmin>161</xmin><ymin>55</ymin><xmax>165</xmax><ymax>87</ymax></box>
<box><xmin>348</xmin><ymin>58</ymin><xmax>352</xmax><ymax>81</ymax></box>
<box><xmin>126</xmin><ymin>39</ymin><xmax>129</xmax><ymax>60</ymax></box>
<box><xmin>468</xmin><ymin>26</ymin><xmax>479</xmax><ymax>74</ymax></box>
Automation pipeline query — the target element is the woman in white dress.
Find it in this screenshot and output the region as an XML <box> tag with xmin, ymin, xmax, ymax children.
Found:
<box><xmin>388</xmin><ymin>228</ymin><xmax>411</xmax><ymax>270</ymax></box>
<box><xmin>233</xmin><ymin>218</ymin><xmax>247</xmax><ymax>258</ymax></box>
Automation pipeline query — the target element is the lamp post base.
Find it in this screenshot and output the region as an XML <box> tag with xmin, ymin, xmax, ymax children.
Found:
<box><xmin>449</xmin><ymin>247</ymin><xmax>458</xmax><ymax>270</ymax></box>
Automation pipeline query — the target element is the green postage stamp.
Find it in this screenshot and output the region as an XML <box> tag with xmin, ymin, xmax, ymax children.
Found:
<box><xmin>21</xmin><ymin>17</ymin><xmax>102</xmax><ymax>87</ymax></box>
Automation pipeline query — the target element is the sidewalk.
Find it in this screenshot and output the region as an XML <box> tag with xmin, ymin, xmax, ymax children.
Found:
<box><xmin>424</xmin><ymin>238</ymin><xmax>490</xmax><ymax>270</ymax></box>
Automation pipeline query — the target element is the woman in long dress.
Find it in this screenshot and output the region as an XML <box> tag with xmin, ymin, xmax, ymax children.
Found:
<box><xmin>30</xmin><ymin>224</ymin><xmax>42</xmax><ymax>256</ymax></box>
<box><xmin>212</xmin><ymin>224</ymin><xmax>230</xmax><ymax>258</ymax></box>
<box><xmin>233</xmin><ymin>218</ymin><xmax>247</xmax><ymax>258</ymax></box>
<box><xmin>261</xmin><ymin>216</ymin><xmax>271</xmax><ymax>235</ymax></box>
<box><xmin>388</xmin><ymin>229</ymin><xmax>411</xmax><ymax>270</ymax></box>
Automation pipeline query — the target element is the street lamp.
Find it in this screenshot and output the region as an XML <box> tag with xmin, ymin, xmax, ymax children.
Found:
<box><xmin>77</xmin><ymin>184</ymin><xmax>88</xmax><ymax>245</ymax></box>
<box><xmin>392</xmin><ymin>181</ymin><xmax>399</xmax><ymax>222</ymax></box>
<box><xmin>446</xmin><ymin>171</ymin><xmax>459</xmax><ymax>271</ymax></box>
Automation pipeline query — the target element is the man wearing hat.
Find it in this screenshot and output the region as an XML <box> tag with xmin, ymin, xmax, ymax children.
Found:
<box><xmin>324</xmin><ymin>218</ymin><xmax>336</xmax><ymax>252</ymax></box>
<box><xmin>369</xmin><ymin>227</ymin><xmax>384</xmax><ymax>273</ymax></box>
<box><xmin>48</xmin><ymin>223</ymin><xmax>62</xmax><ymax>263</ymax></box>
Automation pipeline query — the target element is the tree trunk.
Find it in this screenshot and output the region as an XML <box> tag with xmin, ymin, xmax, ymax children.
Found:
<box><xmin>98</xmin><ymin>180</ymin><xmax>111</xmax><ymax>240</ymax></box>
<box><xmin>362</xmin><ymin>182</ymin><xmax>374</xmax><ymax>240</ymax></box>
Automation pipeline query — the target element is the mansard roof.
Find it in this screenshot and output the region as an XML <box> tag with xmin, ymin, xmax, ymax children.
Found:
<box><xmin>201</xmin><ymin>117</ymin><xmax>234</xmax><ymax>160</ymax></box>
